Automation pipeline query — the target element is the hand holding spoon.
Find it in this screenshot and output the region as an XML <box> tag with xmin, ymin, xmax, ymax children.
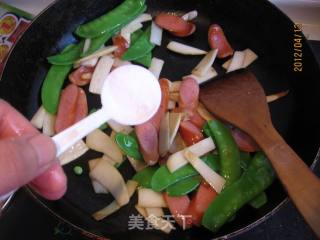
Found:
<box><xmin>199</xmin><ymin>70</ymin><xmax>320</xmax><ymax>237</ymax></box>
<box><xmin>52</xmin><ymin>64</ymin><xmax>161</xmax><ymax>157</ymax></box>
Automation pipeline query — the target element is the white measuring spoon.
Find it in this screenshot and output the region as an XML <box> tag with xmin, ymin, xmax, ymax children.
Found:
<box><xmin>52</xmin><ymin>64</ymin><xmax>161</xmax><ymax>157</ymax></box>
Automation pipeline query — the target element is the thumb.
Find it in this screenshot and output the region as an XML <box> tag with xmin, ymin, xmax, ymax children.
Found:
<box><xmin>0</xmin><ymin>134</ymin><xmax>56</xmax><ymax>195</ymax></box>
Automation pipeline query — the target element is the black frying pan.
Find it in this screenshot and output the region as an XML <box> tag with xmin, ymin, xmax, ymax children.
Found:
<box><xmin>1</xmin><ymin>0</ymin><xmax>320</xmax><ymax>239</ymax></box>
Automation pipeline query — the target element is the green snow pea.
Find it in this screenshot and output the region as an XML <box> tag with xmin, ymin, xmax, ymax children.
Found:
<box><xmin>151</xmin><ymin>154</ymin><xmax>220</xmax><ymax>192</ymax></box>
<box><xmin>134</xmin><ymin>51</ymin><xmax>152</xmax><ymax>67</ymax></box>
<box><xmin>166</xmin><ymin>176</ymin><xmax>201</xmax><ymax>196</ymax></box>
<box><xmin>115</xmin><ymin>132</ymin><xmax>143</xmax><ymax>161</ymax></box>
<box><xmin>121</xmin><ymin>26</ymin><xmax>154</xmax><ymax>61</ymax></box>
<box><xmin>202</xmin><ymin>152</ymin><xmax>275</xmax><ymax>232</ymax></box>
<box><xmin>207</xmin><ymin>120</ymin><xmax>241</xmax><ymax>186</ymax></box>
<box><xmin>47</xmin><ymin>40</ymin><xmax>84</xmax><ymax>65</ymax></box>
<box><xmin>75</xmin><ymin>0</ymin><xmax>146</xmax><ymax>38</ymax></box>
<box><xmin>249</xmin><ymin>192</ymin><xmax>267</xmax><ymax>209</ymax></box>
<box><xmin>133</xmin><ymin>166</ymin><xmax>158</xmax><ymax>188</ymax></box>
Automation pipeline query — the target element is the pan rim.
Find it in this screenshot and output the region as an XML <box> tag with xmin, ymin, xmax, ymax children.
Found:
<box><xmin>1</xmin><ymin>0</ymin><xmax>320</xmax><ymax>238</ymax></box>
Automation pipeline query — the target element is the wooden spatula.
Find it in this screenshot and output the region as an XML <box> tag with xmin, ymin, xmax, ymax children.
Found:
<box><xmin>199</xmin><ymin>69</ymin><xmax>320</xmax><ymax>237</ymax></box>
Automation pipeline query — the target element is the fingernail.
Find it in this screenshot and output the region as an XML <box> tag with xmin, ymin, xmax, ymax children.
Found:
<box><xmin>29</xmin><ymin>134</ymin><xmax>56</xmax><ymax>167</ymax></box>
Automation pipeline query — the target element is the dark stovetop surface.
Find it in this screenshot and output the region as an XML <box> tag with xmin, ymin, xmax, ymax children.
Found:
<box><xmin>0</xmin><ymin>41</ymin><xmax>319</xmax><ymax>240</ymax></box>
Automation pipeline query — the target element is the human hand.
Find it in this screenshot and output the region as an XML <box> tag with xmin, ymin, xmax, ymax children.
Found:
<box><xmin>0</xmin><ymin>100</ymin><xmax>66</xmax><ymax>200</ymax></box>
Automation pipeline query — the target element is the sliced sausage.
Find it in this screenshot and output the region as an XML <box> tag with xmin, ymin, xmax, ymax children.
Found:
<box><xmin>179</xmin><ymin>77</ymin><xmax>199</xmax><ymax>114</ymax></box>
<box><xmin>208</xmin><ymin>24</ymin><xmax>234</xmax><ymax>58</ymax></box>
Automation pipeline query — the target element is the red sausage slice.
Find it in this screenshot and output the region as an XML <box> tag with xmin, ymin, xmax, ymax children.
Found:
<box><xmin>69</xmin><ymin>66</ymin><xmax>95</xmax><ymax>86</ymax></box>
<box><xmin>74</xmin><ymin>87</ymin><xmax>88</xmax><ymax>123</ymax></box>
<box><xmin>155</xmin><ymin>13</ymin><xmax>196</xmax><ymax>37</ymax></box>
<box><xmin>208</xmin><ymin>24</ymin><xmax>234</xmax><ymax>58</ymax></box>
<box><xmin>189</xmin><ymin>111</ymin><xmax>206</xmax><ymax>129</ymax></box>
<box><xmin>148</xmin><ymin>78</ymin><xmax>170</xmax><ymax>130</ymax></box>
<box><xmin>179</xmin><ymin>77</ymin><xmax>199</xmax><ymax>114</ymax></box>
<box><xmin>55</xmin><ymin>84</ymin><xmax>79</xmax><ymax>133</ymax></box>
<box><xmin>112</xmin><ymin>35</ymin><xmax>129</xmax><ymax>58</ymax></box>
<box><xmin>135</xmin><ymin>122</ymin><xmax>159</xmax><ymax>165</ymax></box>
<box><xmin>179</xmin><ymin>120</ymin><xmax>204</xmax><ymax>146</ymax></box>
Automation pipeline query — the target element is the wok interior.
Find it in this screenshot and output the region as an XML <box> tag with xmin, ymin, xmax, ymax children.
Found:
<box><xmin>1</xmin><ymin>0</ymin><xmax>320</xmax><ymax>239</ymax></box>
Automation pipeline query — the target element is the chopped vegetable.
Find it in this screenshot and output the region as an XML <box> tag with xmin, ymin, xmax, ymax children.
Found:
<box><xmin>75</xmin><ymin>0</ymin><xmax>146</xmax><ymax>38</ymax></box>
<box><xmin>122</xmin><ymin>26</ymin><xmax>155</xmax><ymax>62</ymax></box>
<box><xmin>91</xmin><ymin>180</ymin><xmax>109</xmax><ymax>194</ymax></box>
<box><xmin>146</xmin><ymin>213</ymin><xmax>174</xmax><ymax>234</ymax></box>
<box><xmin>73</xmin><ymin>166</ymin><xmax>83</xmax><ymax>175</ymax></box>
<box><xmin>59</xmin><ymin>140</ymin><xmax>89</xmax><ymax>166</ymax></box>
<box><xmin>181</xmin><ymin>10</ymin><xmax>198</xmax><ymax>21</ymax></box>
<box><xmin>163</xmin><ymin>193</ymin><xmax>192</xmax><ymax>228</ymax></box>
<box><xmin>184</xmin><ymin>67</ymin><xmax>218</xmax><ymax>84</ymax></box>
<box><xmin>83</xmin><ymin>38</ymin><xmax>91</xmax><ymax>54</ymax></box>
<box><xmin>92</xmin><ymin>180</ymin><xmax>138</xmax><ymax>220</ymax></box>
<box><xmin>120</xmin><ymin>21</ymin><xmax>143</xmax><ymax>43</ymax></box>
<box><xmin>249</xmin><ymin>192</ymin><xmax>268</xmax><ymax>209</ymax></box>
<box><xmin>69</xmin><ymin>66</ymin><xmax>94</xmax><ymax>86</ymax></box>
<box><xmin>146</xmin><ymin>207</ymin><xmax>164</xmax><ymax>218</ymax></box>
<box><xmin>135</xmin><ymin>204</ymin><xmax>148</xmax><ymax>218</ymax></box>
<box><xmin>89</xmin><ymin>55</ymin><xmax>114</xmax><ymax>94</ymax></box>
<box><xmin>75</xmin><ymin>57</ymin><xmax>98</xmax><ymax>68</ymax></box>
<box><xmin>242</xmin><ymin>48</ymin><xmax>258</xmax><ymax>68</ymax></box>
<box><xmin>151</xmin><ymin>154</ymin><xmax>219</xmax><ymax>191</ymax></box>
<box><xmin>47</xmin><ymin>41</ymin><xmax>84</xmax><ymax>65</ymax></box>
<box><xmin>138</xmin><ymin>188</ymin><xmax>167</xmax><ymax>208</ymax></box>
<box><xmin>127</xmin><ymin>156</ymin><xmax>147</xmax><ymax>171</ymax></box>
<box><xmin>167</xmin><ymin>100</ymin><xmax>176</xmax><ymax>110</ymax></box>
<box><xmin>185</xmin><ymin>150</ymin><xmax>226</xmax><ymax>193</ymax></box>
<box><xmin>167</xmin><ymin>41</ymin><xmax>207</xmax><ymax>55</ymax></box>
<box><xmin>159</xmin><ymin>112</ymin><xmax>170</xmax><ymax>157</ymax></box>
<box><xmin>90</xmin><ymin>159</ymin><xmax>129</xmax><ymax>206</ymax></box>
<box><xmin>202</xmin><ymin>152</ymin><xmax>275</xmax><ymax>232</ymax></box>
<box><xmin>148</xmin><ymin>57</ymin><xmax>164</xmax><ymax>79</ymax></box>
<box><xmin>31</xmin><ymin>105</ymin><xmax>46</xmax><ymax>129</ymax></box>
<box><xmin>107</xmin><ymin>119</ymin><xmax>133</xmax><ymax>134</ymax></box>
<box><xmin>155</xmin><ymin>13</ymin><xmax>195</xmax><ymax>37</ymax></box>
<box><xmin>115</xmin><ymin>132</ymin><xmax>143</xmax><ymax>161</ymax></box>
<box><xmin>167</xmin><ymin>137</ymin><xmax>216</xmax><ymax>172</ymax></box>
<box><xmin>226</xmin><ymin>51</ymin><xmax>245</xmax><ymax>73</ymax></box>
<box><xmin>134</xmin><ymin>51</ymin><xmax>152</xmax><ymax>67</ymax></box>
<box><xmin>169</xmin><ymin>92</ymin><xmax>180</xmax><ymax>102</ymax></box>
<box><xmin>133</xmin><ymin>166</ymin><xmax>158</xmax><ymax>188</ymax></box>
<box><xmin>169</xmin><ymin>81</ymin><xmax>181</xmax><ymax>93</ymax></box>
<box><xmin>41</xmin><ymin>64</ymin><xmax>72</xmax><ymax>114</ymax></box>
<box><xmin>185</xmin><ymin>181</ymin><xmax>217</xmax><ymax>226</ymax></box>
<box><xmin>166</xmin><ymin>175</ymin><xmax>201</xmax><ymax>196</ymax></box>
<box><xmin>207</xmin><ymin>120</ymin><xmax>241</xmax><ymax>186</ymax></box>
<box><xmin>86</xmin><ymin>129</ymin><xmax>123</xmax><ymax>163</ymax></box>
<box><xmin>208</xmin><ymin>24</ymin><xmax>234</xmax><ymax>58</ymax></box>
<box><xmin>168</xmin><ymin>112</ymin><xmax>182</xmax><ymax>146</ymax></box>
<box><xmin>150</xmin><ymin>21</ymin><xmax>163</xmax><ymax>46</ymax></box>
<box><xmin>192</xmin><ymin>49</ymin><xmax>218</xmax><ymax>77</ymax></box>
<box><xmin>179</xmin><ymin>121</ymin><xmax>204</xmax><ymax>146</ymax></box>
<box><xmin>266</xmin><ymin>90</ymin><xmax>289</xmax><ymax>103</ymax></box>
<box><xmin>196</xmin><ymin>103</ymin><xmax>215</xmax><ymax>121</ymax></box>
<box><xmin>42</xmin><ymin>111</ymin><xmax>56</xmax><ymax>136</ymax></box>
<box><xmin>75</xmin><ymin>45</ymin><xmax>118</xmax><ymax>66</ymax></box>
<box><xmin>169</xmin><ymin>133</ymin><xmax>186</xmax><ymax>154</ymax></box>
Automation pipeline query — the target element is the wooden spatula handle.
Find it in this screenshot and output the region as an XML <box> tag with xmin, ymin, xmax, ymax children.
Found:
<box><xmin>256</xmin><ymin>125</ymin><xmax>320</xmax><ymax>237</ymax></box>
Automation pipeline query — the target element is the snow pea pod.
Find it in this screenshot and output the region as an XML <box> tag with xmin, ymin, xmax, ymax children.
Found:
<box><xmin>202</xmin><ymin>152</ymin><xmax>275</xmax><ymax>232</ymax></box>
<box><xmin>166</xmin><ymin>176</ymin><xmax>201</xmax><ymax>196</ymax></box>
<box><xmin>132</xmin><ymin>166</ymin><xmax>158</xmax><ymax>188</ymax></box>
<box><xmin>121</xmin><ymin>26</ymin><xmax>154</xmax><ymax>61</ymax></box>
<box><xmin>115</xmin><ymin>132</ymin><xmax>143</xmax><ymax>161</ymax></box>
<box><xmin>134</xmin><ymin>51</ymin><xmax>152</xmax><ymax>67</ymax></box>
<box><xmin>249</xmin><ymin>192</ymin><xmax>267</xmax><ymax>209</ymax></box>
<box><xmin>75</xmin><ymin>0</ymin><xmax>146</xmax><ymax>38</ymax></box>
<box><xmin>47</xmin><ymin>40</ymin><xmax>84</xmax><ymax>65</ymax></box>
<box><xmin>151</xmin><ymin>154</ymin><xmax>220</xmax><ymax>192</ymax></box>
<box><xmin>41</xmin><ymin>44</ymin><xmax>74</xmax><ymax>114</ymax></box>
<box><xmin>207</xmin><ymin>120</ymin><xmax>241</xmax><ymax>186</ymax></box>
